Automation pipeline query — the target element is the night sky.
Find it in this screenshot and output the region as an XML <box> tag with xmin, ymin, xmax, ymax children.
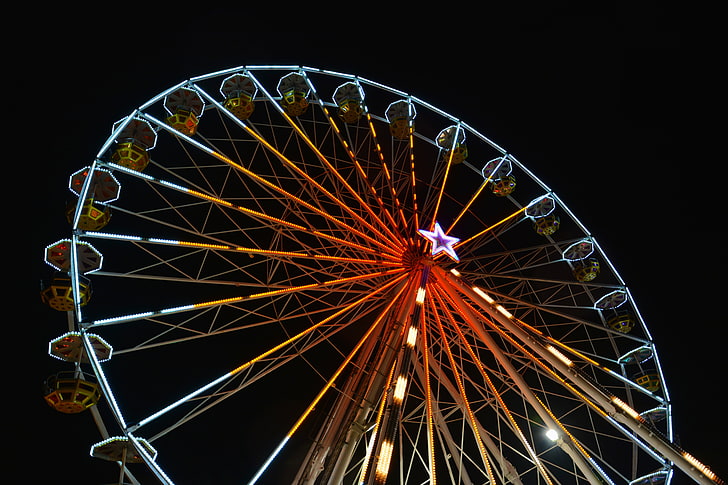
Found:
<box><xmin>24</xmin><ymin>3</ymin><xmax>724</xmax><ymax>484</ymax></box>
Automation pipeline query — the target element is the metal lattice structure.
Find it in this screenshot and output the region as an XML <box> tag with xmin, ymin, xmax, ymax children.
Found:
<box><xmin>42</xmin><ymin>66</ymin><xmax>723</xmax><ymax>485</ymax></box>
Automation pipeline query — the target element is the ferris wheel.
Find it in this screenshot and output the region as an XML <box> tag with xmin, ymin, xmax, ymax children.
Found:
<box><xmin>41</xmin><ymin>66</ymin><xmax>722</xmax><ymax>485</ymax></box>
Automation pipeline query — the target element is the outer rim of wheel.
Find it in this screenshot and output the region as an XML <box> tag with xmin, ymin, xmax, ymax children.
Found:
<box><xmin>44</xmin><ymin>65</ymin><xmax>719</xmax><ymax>485</ymax></box>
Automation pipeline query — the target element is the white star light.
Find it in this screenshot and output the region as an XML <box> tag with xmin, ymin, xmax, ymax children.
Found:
<box><xmin>418</xmin><ymin>222</ymin><xmax>460</xmax><ymax>262</ymax></box>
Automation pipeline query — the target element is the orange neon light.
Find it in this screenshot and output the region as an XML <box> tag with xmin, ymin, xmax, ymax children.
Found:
<box><xmin>352</xmin><ymin>159</ymin><xmax>403</xmax><ymax>239</ymax></box>
<box><xmin>409</xmin><ymin>128</ymin><xmax>419</xmax><ymax>231</ymax></box>
<box><xmin>436</xmin><ymin>276</ymin><xmax>609</xmax><ymax>420</ymax></box>
<box><xmin>682</xmin><ymin>452</ymin><xmax>722</xmax><ymax>483</ymax></box>
<box><xmin>454</xmin><ymin>206</ymin><xmax>527</xmax><ymax>249</ymax></box>
<box><xmin>445</xmin><ymin>158</ymin><xmax>505</xmax><ymax>235</ymax></box>
<box><xmin>446</xmin><ymin>179</ymin><xmax>488</xmax><ymax>235</ymax></box>
<box><xmin>360</xmin><ymin>359</ymin><xmax>397</xmax><ymax>484</ymax></box>
<box><xmin>286</xmin><ymin>281</ymin><xmax>407</xmax><ymax>437</ymax></box>
<box><xmin>365</xmin><ymin>111</ymin><xmax>410</xmax><ymax>232</ymax></box>
<box><xmin>322</xmin><ymin>106</ymin><xmax>405</xmax><ymax>245</ymax></box>
<box><xmin>432</xmin><ymin>280</ymin><xmax>554</xmax><ymax>483</ymax></box>
<box><xmin>246</xmin><ymin>116</ymin><xmax>404</xmax><ymax>252</ymax></box>
<box><xmin>430</xmin><ymin>132</ymin><xmax>458</xmax><ymax>232</ymax></box>
<box><xmin>420</xmin><ymin>299</ymin><xmax>437</xmax><ymax>484</ymax></box>
<box><xmin>131</xmin><ymin>238</ymin><xmax>400</xmax><ymax>266</ymax></box>
<box><xmin>226</xmin><ymin>273</ymin><xmax>407</xmax><ymax>379</ymax></box>
<box><xmin>193</xmin><ymin>268</ymin><xmax>405</xmax><ymax>310</ymax></box>
<box><xmin>181</xmin><ymin>185</ymin><xmax>398</xmax><ymax>258</ymax></box>
<box><xmin>429</xmin><ymin>291</ymin><xmax>497</xmax><ymax>483</ymax></box>
<box><xmin>207</xmin><ymin>148</ymin><xmax>398</xmax><ymax>257</ymax></box>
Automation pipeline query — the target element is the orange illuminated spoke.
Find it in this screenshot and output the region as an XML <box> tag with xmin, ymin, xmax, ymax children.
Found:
<box><xmin>363</xmin><ymin>110</ymin><xmax>410</xmax><ymax>232</ymax></box>
<box><xmin>419</xmin><ymin>294</ymin><xmax>437</xmax><ymax>484</ymax></box>
<box><xmin>248</xmin><ymin>281</ymin><xmax>408</xmax><ymax>484</ymax></box>
<box><xmin>352</xmin><ymin>158</ymin><xmax>404</xmax><ymax>241</ymax></box>
<box><xmin>428</xmin><ymin>290</ymin><xmax>498</xmax><ymax>483</ymax></box>
<box><xmin>451</xmin><ymin>206</ymin><xmax>527</xmax><ymax>254</ymax></box>
<box><xmin>445</xmin><ymin>157</ymin><xmax>506</xmax><ymax>235</ymax></box>
<box><xmin>132</xmin><ymin>273</ymin><xmax>407</xmax><ymax>435</ymax></box>
<box><xmin>208</xmin><ymin>141</ymin><xmax>402</xmax><ymax>257</ymax></box>
<box><xmin>194</xmin><ymin>268</ymin><xmax>405</xmax><ymax>310</ymax></box>
<box><xmin>431</xmin><ymin>278</ymin><xmax>556</xmax><ymax>484</ymax></box>
<box><xmin>244</xmin><ymin>106</ymin><xmax>406</xmax><ymax>253</ymax></box>
<box><xmin>85</xmin><ymin>231</ymin><xmax>400</xmax><ymax>268</ymax></box>
<box><xmin>89</xmin><ymin>268</ymin><xmax>405</xmax><ymax>328</ymax></box>
<box><xmin>445</xmin><ymin>179</ymin><xmax>489</xmax><ymax>235</ymax></box>
<box><xmin>141</xmin><ymin>111</ymin><xmax>402</xmax><ymax>258</ymax></box>
<box><xmin>111</xmin><ymin>165</ymin><xmax>400</xmax><ymax>262</ymax></box>
<box><xmin>406</xmin><ymin>123</ymin><xmax>420</xmax><ymax>232</ymax></box>
<box><xmin>429</xmin><ymin>124</ymin><xmax>461</xmax><ymax>232</ymax></box>
<box><xmin>224</xmin><ymin>272</ymin><xmax>406</xmax><ymax>377</ymax></box>
<box><xmin>300</xmin><ymin>89</ymin><xmax>406</xmax><ymax>243</ymax></box>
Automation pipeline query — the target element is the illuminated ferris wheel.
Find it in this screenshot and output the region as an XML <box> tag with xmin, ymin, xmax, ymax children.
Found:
<box><xmin>41</xmin><ymin>66</ymin><xmax>722</xmax><ymax>485</ymax></box>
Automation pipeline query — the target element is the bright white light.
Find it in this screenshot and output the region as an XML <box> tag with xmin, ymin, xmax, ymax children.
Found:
<box><xmin>472</xmin><ymin>286</ymin><xmax>495</xmax><ymax>304</ymax></box>
<box><xmin>495</xmin><ymin>304</ymin><xmax>513</xmax><ymax>319</ymax></box>
<box><xmin>612</xmin><ymin>397</ymin><xmax>641</xmax><ymax>421</ymax></box>
<box><xmin>406</xmin><ymin>326</ymin><xmax>418</xmax><ymax>347</ymax></box>
<box><xmin>546</xmin><ymin>429</ymin><xmax>559</xmax><ymax>441</ymax></box>
<box><xmin>547</xmin><ymin>345</ymin><xmax>574</xmax><ymax>366</ymax></box>
<box><xmin>393</xmin><ymin>375</ymin><xmax>407</xmax><ymax>403</ymax></box>
<box><xmin>376</xmin><ymin>440</ymin><xmax>394</xmax><ymax>480</ymax></box>
<box><xmin>682</xmin><ymin>452</ymin><xmax>719</xmax><ymax>482</ymax></box>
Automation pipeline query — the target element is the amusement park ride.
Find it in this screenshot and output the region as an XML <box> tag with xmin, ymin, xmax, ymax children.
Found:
<box><xmin>40</xmin><ymin>66</ymin><xmax>723</xmax><ymax>484</ymax></box>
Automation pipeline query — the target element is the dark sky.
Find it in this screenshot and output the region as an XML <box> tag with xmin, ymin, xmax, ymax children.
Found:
<box><xmin>24</xmin><ymin>3</ymin><xmax>724</xmax><ymax>484</ymax></box>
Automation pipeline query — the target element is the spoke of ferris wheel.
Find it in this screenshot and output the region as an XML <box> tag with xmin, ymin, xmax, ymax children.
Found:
<box><xmin>93</xmin><ymin>205</ymin><xmax>391</xmax><ymax>284</ymax></box>
<box><xmin>87</xmin><ymin>267</ymin><xmax>405</xmax><ymax>328</ymax></box>
<box><xmin>364</xmin><ymin>109</ymin><xmax>411</xmax><ymax>233</ymax></box>
<box><xmin>445</xmin><ymin>156</ymin><xmax>506</xmax><ymax>235</ymax></box>
<box><xmin>106</xmin><ymin>161</ymin><xmax>399</xmax><ymax>262</ymax></box>
<box><xmin>419</xmin><ymin>289</ymin><xmax>438</xmax><ymax>484</ymax></box>
<box><xmin>451</xmin><ymin>205</ymin><xmax>528</xmax><ymax>253</ymax></box>
<box><xmin>129</xmin><ymin>272</ymin><xmax>407</xmax><ymax>434</ymax></box>
<box><xmin>471</xmin><ymin>298</ymin><xmax>667</xmax><ymax>482</ymax></box>
<box><xmin>459</xmin><ymin>284</ymin><xmax>649</xmax><ymax>434</ymax></box>
<box><xmin>239</xmin><ymin>76</ymin><xmax>406</xmax><ymax>250</ymax></box>
<box><xmin>410</xmin><ymin>342</ymin><xmax>521</xmax><ymax>485</ymax></box>
<box><xmin>360</xmin><ymin>355</ymin><xmax>397</xmax><ymax>485</ymax></box>
<box><xmin>141</xmin><ymin>112</ymin><xmax>402</xmax><ymax>257</ymax></box>
<box><xmin>114</xmin><ymin>299</ymin><xmax>361</xmax><ymax>355</ymax></box>
<box><xmin>311</xmin><ymin>81</ymin><xmax>408</xmax><ymax>240</ymax></box>
<box><xmin>148</xmin><ymin>291</ymin><xmax>396</xmax><ymax>447</ymax></box>
<box><xmin>360</xmin><ymin>272</ymin><xmax>431</xmax><ymax>485</ymax></box>
<box><xmin>427</xmin><ymin>290</ymin><xmax>498</xmax><ymax>484</ymax></box>
<box><xmin>439</xmin><ymin>267</ymin><xmax>725</xmax><ymax>485</ymax></box>
<box><xmin>197</xmin><ymin>79</ymin><xmax>397</xmax><ymax>242</ymax></box>
<box><xmin>351</xmin><ymin>157</ymin><xmax>406</xmax><ymax>241</ymax></box>
<box><xmin>429</xmin><ymin>124</ymin><xmax>461</xmax><ymax>232</ymax></box>
<box><xmin>241</xmin><ymin>120</ymin><xmax>405</xmax><ymax>254</ymax></box>
<box><xmin>247</xmin><ymin>279</ymin><xmax>407</xmax><ymax>485</ymax></box>
<box><xmin>399</xmin><ymin>115</ymin><xmax>421</xmax><ymax>233</ymax></box>
<box><xmin>430</xmin><ymin>285</ymin><xmax>555</xmax><ymax>484</ymax></box>
<box><xmin>429</xmin><ymin>204</ymin><xmax>528</xmax><ymax>265</ymax></box>
<box><xmin>303</xmin><ymin>80</ymin><xmax>407</xmax><ymax>241</ymax></box>
<box><xmin>82</xmin><ymin>230</ymin><xmax>399</xmax><ymax>268</ymax></box>
<box><xmin>433</xmin><ymin>280</ymin><xmax>609</xmax><ymax>485</ymax></box>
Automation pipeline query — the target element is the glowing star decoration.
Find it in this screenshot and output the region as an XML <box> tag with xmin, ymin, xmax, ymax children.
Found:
<box><xmin>418</xmin><ymin>222</ymin><xmax>460</xmax><ymax>262</ymax></box>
